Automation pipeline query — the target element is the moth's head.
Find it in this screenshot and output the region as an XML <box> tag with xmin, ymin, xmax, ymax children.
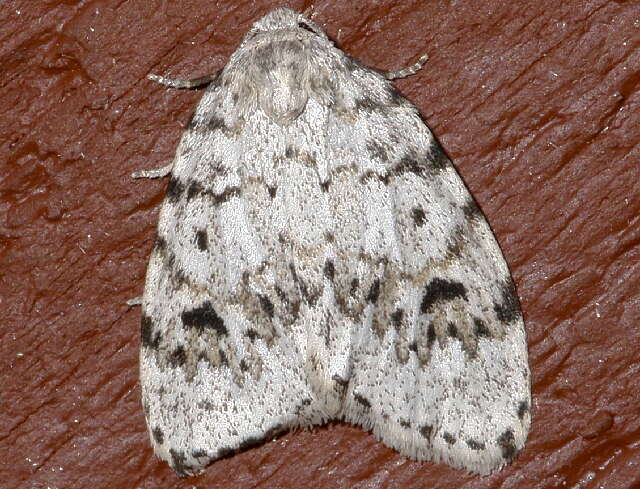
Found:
<box><xmin>244</xmin><ymin>8</ymin><xmax>327</xmax><ymax>43</ymax></box>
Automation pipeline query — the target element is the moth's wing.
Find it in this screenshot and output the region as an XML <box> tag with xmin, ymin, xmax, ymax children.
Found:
<box><xmin>139</xmin><ymin>79</ymin><xmax>328</xmax><ymax>477</ymax></box>
<box><xmin>325</xmin><ymin>65</ymin><xmax>531</xmax><ymax>475</ymax></box>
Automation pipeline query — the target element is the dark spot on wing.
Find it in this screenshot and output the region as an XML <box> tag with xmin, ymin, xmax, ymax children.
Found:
<box><xmin>359</xmin><ymin>170</ymin><xmax>389</xmax><ymax>185</ymax></box>
<box><xmin>462</xmin><ymin>198</ymin><xmax>482</xmax><ymax>221</ymax></box>
<box><xmin>367</xmin><ymin>140</ymin><xmax>390</xmax><ymax>162</ymax></box>
<box><xmin>474</xmin><ymin>317</ymin><xmax>492</xmax><ymax>338</ymax></box>
<box><xmin>191</xmin><ymin>449</ymin><xmax>207</xmax><ymax>458</ymax></box>
<box><xmin>419</xmin><ymin>424</ymin><xmax>433</xmax><ymax>439</ymax></box>
<box><xmin>412</xmin><ymin>207</ymin><xmax>426</xmax><ymax>226</ymax></box>
<box><xmin>171</xmin><ymin>267</ymin><xmax>188</xmax><ymax>288</ymax></box>
<box><xmin>399</xmin><ymin>419</ymin><xmax>411</xmax><ymax>428</ymax></box>
<box><xmin>152</xmin><ymin>426</ymin><xmax>164</xmax><ymax>444</ymax></box>
<box><xmin>391</xmin><ymin>308</ymin><xmax>404</xmax><ymax>329</ymax></box>
<box><xmin>320</xmin><ymin>180</ymin><xmax>330</xmax><ymax>192</ymax></box>
<box><xmin>169</xmin><ymin>449</ymin><xmax>193</xmax><ymax>478</ymax></box>
<box><xmin>141</xmin><ymin>315</ymin><xmax>160</xmax><ymax>349</ymax></box>
<box><xmin>426</xmin><ymin>323</ymin><xmax>436</xmax><ymax>347</ymax></box>
<box><xmin>181</xmin><ymin>301</ymin><xmax>227</xmax><ymax>335</ymax></box>
<box><xmin>239</xmin><ymin>359</ymin><xmax>249</xmax><ymax>372</ymax></box>
<box><xmin>294</xmin><ymin>398</ymin><xmax>313</xmax><ymax>414</ymax></box>
<box><xmin>246</xmin><ymin>329</ymin><xmax>258</xmax><ymax>341</ymax></box>
<box><xmin>290</xmin><ymin>299</ymin><xmax>301</xmax><ymax>320</ymax></box>
<box><xmin>494</xmin><ymin>279</ymin><xmax>522</xmax><ymax>324</ymax></box>
<box><xmin>154</xmin><ymin>236</ymin><xmax>167</xmax><ymax>253</ymax></box>
<box><xmin>392</xmin><ymin>155</ymin><xmax>428</xmax><ymax>178</ymax></box>
<box><xmin>258</xmin><ymin>295</ymin><xmax>275</xmax><ymax>318</ymax></box>
<box><xmin>428</xmin><ymin>141</ymin><xmax>449</xmax><ymax>170</ymax></box>
<box><xmin>187</xmin><ymin>181</ymin><xmax>205</xmax><ymax>201</ymax></box>
<box><xmin>218</xmin><ymin>348</ymin><xmax>228</xmax><ymax>366</ymax></box>
<box><xmin>195</xmin><ymin>229</ymin><xmax>208</xmax><ymax>251</ymax></box>
<box><xmin>518</xmin><ymin>401</ymin><xmax>529</xmax><ymax>420</ymax></box>
<box><xmin>267</xmin><ymin>185</ymin><xmax>277</xmax><ymax>198</ymax></box>
<box><xmin>212</xmin><ymin>186</ymin><xmax>241</xmax><ymax>205</ymax></box>
<box><xmin>207</xmin><ymin>115</ymin><xmax>227</xmax><ymax>131</ymax></box>
<box><xmin>466</xmin><ymin>439</ymin><xmax>486</xmax><ymax>451</ymax></box>
<box><xmin>285</xmin><ymin>145</ymin><xmax>296</xmax><ymax>158</ymax></box>
<box><xmin>497</xmin><ymin>429</ymin><xmax>517</xmax><ymax>460</ymax></box>
<box><xmin>350</xmin><ymin>277</ymin><xmax>359</xmax><ymax>295</ymax></box>
<box><xmin>354</xmin><ymin>393</ymin><xmax>371</xmax><ymax>409</ymax></box>
<box><xmin>447</xmin><ymin>322</ymin><xmax>459</xmax><ymax>339</ymax></box>
<box><xmin>168</xmin><ymin>345</ymin><xmax>187</xmax><ymax>367</ymax></box>
<box><xmin>408</xmin><ymin>341</ymin><xmax>418</xmax><ymax>352</ymax></box>
<box><xmin>442</xmin><ymin>432</ymin><xmax>456</xmax><ymax>445</ymax></box>
<box><xmin>332</xmin><ymin>374</ymin><xmax>349</xmax><ymax>388</ymax></box>
<box><xmin>274</xmin><ymin>285</ymin><xmax>287</xmax><ymax>303</ymax></box>
<box><xmin>420</xmin><ymin>278</ymin><xmax>468</xmax><ymax>314</ymax></box>
<box><xmin>166</xmin><ymin>177</ymin><xmax>185</xmax><ymax>202</ymax></box>
<box><xmin>366</xmin><ymin>278</ymin><xmax>381</xmax><ymax>304</ymax></box>
<box><xmin>323</xmin><ymin>260</ymin><xmax>335</xmax><ymax>281</ymax></box>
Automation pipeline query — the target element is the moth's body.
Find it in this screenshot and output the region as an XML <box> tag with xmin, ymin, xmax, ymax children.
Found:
<box><xmin>138</xmin><ymin>8</ymin><xmax>530</xmax><ymax>477</ymax></box>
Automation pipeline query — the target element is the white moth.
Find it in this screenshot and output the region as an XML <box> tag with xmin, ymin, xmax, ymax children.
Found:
<box><xmin>134</xmin><ymin>7</ymin><xmax>531</xmax><ymax>477</ymax></box>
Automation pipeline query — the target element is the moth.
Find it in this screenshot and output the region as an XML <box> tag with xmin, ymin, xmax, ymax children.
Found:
<box><xmin>134</xmin><ymin>7</ymin><xmax>531</xmax><ymax>477</ymax></box>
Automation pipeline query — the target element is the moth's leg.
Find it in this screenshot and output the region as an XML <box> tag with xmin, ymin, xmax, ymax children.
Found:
<box><xmin>147</xmin><ymin>73</ymin><xmax>218</xmax><ymax>89</ymax></box>
<box><xmin>383</xmin><ymin>54</ymin><xmax>429</xmax><ymax>80</ymax></box>
<box><xmin>130</xmin><ymin>71</ymin><xmax>220</xmax><ymax>179</ymax></box>
<box><xmin>131</xmin><ymin>163</ymin><xmax>173</xmax><ymax>179</ymax></box>
<box><xmin>126</xmin><ymin>296</ymin><xmax>142</xmax><ymax>307</ymax></box>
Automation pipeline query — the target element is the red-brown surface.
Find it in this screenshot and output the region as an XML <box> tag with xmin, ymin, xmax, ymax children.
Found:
<box><xmin>2</xmin><ymin>1</ymin><xmax>638</xmax><ymax>488</ymax></box>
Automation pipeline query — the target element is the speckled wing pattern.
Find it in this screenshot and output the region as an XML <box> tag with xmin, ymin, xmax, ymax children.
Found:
<box><xmin>138</xmin><ymin>8</ymin><xmax>531</xmax><ymax>478</ymax></box>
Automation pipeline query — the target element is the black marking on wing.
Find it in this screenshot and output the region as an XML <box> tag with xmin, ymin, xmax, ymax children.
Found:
<box><xmin>323</xmin><ymin>260</ymin><xmax>335</xmax><ymax>281</ymax></box>
<box><xmin>354</xmin><ymin>393</ymin><xmax>371</xmax><ymax>409</ymax></box>
<box><xmin>258</xmin><ymin>295</ymin><xmax>275</xmax><ymax>318</ymax></box>
<box><xmin>166</xmin><ymin>177</ymin><xmax>186</xmax><ymax>202</ymax></box>
<box><xmin>419</xmin><ymin>424</ymin><xmax>433</xmax><ymax>439</ymax></box>
<box><xmin>195</xmin><ymin>229</ymin><xmax>208</xmax><ymax>251</ymax></box>
<box><xmin>168</xmin><ymin>345</ymin><xmax>187</xmax><ymax>367</ymax></box>
<box><xmin>518</xmin><ymin>401</ymin><xmax>530</xmax><ymax>420</ymax></box>
<box><xmin>412</xmin><ymin>207</ymin><xmax>426</xmax><ymax>226</ymax></box>
<box><xmin>366</xmin><ymin>278</ymin><xmax>381</xmax><ymax>304</ymax></box>
<box><xmin>497</xmin><ymin>429</ymin><xmax>517</xmax><ymax>460</ymax></box>
<box><xmin>141</xmin><ymin>315</ymin><xmax>161</xmax><ymax>350</ymax></box>
<box><xmin>181</xmin><ymin>302</ymin><xmax>227</xmax><ymax>335</ymax></box>
<box><xmin>152</xmin><ymin>426</ymin><xmax>164</xmax><ymax>444</ymax></box>
<box><xmin>466</xmin><ymin>439</ymin><xmax>486</xmax><ymax>451</ymax></box>
<box><xmin>442</xmin><ymin>432</ymin><xmax>457</xmax><ymax>445</ymax></box>
<box><xmin>169</xmin><ymin>449</ymin><xmax>194</xmax><ymax>478</ymax></box>
<box><xmin>420</xmin><ymin>278</ymin><xmax>468</xmax><ymax>314</ymax></box>
<box><xmin>494</xmin><ymin>280</ymin><xmax>522</xmax><ymax>324</ymax></box>
<box><xmin>473</xmin><ymin>317</ymin><xmax>492</xmax><ymax>338</ymax></box>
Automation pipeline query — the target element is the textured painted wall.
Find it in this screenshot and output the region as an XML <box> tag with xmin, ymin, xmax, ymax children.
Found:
<box><xmin>1</xmin><ymin>1</ymin><xmax>638</xmax><ymax>488</ymax></box>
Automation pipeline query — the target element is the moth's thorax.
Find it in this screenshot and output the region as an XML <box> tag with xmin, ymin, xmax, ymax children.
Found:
<box><xmin>215</xmin><ymin>9</ymin><xmax>337</xmax><ymax>125</ymax></box>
